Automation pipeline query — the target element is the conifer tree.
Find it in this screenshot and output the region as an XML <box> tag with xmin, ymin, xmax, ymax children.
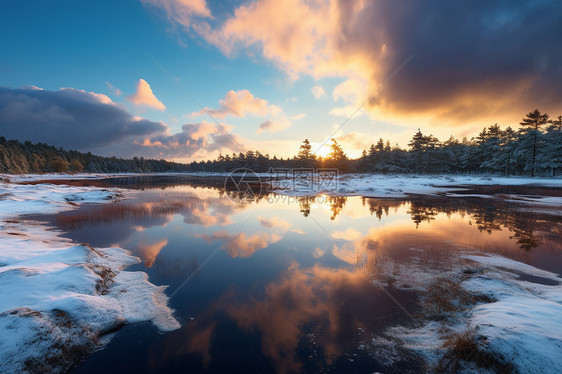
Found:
<box><xmin>519</xmin><ymin>109</ymin><xmax>549</xmax><ymax>176</ymax></box>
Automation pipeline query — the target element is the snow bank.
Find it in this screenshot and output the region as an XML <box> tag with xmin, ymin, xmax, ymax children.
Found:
<box><xmin>276</xmin><ymin>173</ymin><xmax>562</xmax><ymax>199</ymax></box>
<box><xmin>375</xmin><ymin>251</ymin><xmax>562</xmax><ymax>373</ymax></box>
<box><xmin>463</xmin><ymin>254</ymin><xmax>562</xmax><ymax>373</ymax></box>
<box><xmin>0</xmin><ymin>181</ymin><xmax>179</xmax><ymax>373</ymax></box>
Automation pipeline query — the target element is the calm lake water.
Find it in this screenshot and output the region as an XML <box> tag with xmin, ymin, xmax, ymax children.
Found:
<box><xmin>33</xmin><ymin>176</ymin><xmax>562</xmax><ymax>373</ymax></box>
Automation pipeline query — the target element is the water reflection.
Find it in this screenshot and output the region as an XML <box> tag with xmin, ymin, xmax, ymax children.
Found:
<box><xmin>36</xmin><ymin>179</ymin><xmax>562</xmax><ymax>373</ymax></box>
<box><xmin>147</xmin><ymin>264</ymin><xmax>417</xmax><ymax>373</ymax></box>
<box><xmin>45</xmin><ymin>186</ymin><xmax>562</xmax><ymax>281</ymax></box>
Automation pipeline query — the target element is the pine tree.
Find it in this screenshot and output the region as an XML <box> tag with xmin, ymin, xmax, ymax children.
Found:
<box><xmin>297</xmin><ymin>139</ymin><xmax>316</xmax><ymax>168</ymax></box>
<box><xmin>542</xmin><ymin>116</ymin><xmax>562</xmax><ymax>176</ymax></box>
<box><xmin>408</xmin><ymin>129</ymin><xmax>425</xmax><ymax>173</ymax></box>
<box><xmin>408</xmin><ymin>129</ymin><xmax>425</xmax><ymax>152</ymax></box>
<box><xmin>326</xmin><ymin>138</ymin><xmax>348</xmax><ymax>171</ymax></box>
<box><xmin>519</xmin><ymin>109</ymin><xmax>549</xmax><ymax>176</ymax></box>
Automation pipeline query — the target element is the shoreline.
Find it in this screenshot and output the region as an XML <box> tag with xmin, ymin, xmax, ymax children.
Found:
<box><xmin>0</xmin><ymin>179</ymin><xmax>180</xmax><ymax>373</ymax></box>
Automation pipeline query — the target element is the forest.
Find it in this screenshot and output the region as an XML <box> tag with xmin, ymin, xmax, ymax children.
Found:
<box><xmin>1</xmin><ymin>109</ymin><xmax>561</xmax><ymax>176</ymax></box>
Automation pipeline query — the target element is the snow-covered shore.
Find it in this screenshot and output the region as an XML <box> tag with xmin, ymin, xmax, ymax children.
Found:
<box><xmin>372</xmin><ymin>251</ymin><xmax>562</xmax><ymax>373</ymax></box>
<box><xmin>279</xmin><ymin>173</ymin><xmax>562</xmax><ymax>199</ymax></box>
<box><xmin>0</xmin><ymin>179</ymin><xmax>179</xmax><ymax>373</ymax></box>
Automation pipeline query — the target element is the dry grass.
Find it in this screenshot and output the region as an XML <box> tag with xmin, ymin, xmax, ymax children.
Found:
<box><xmin>55</xmin><ymin>198</ymin><xmax>191</xmax><ymax>230</ymax></box>
<box><xmin>55</xmin><ymin>203</ymin><xmax>150</xmax><ymax>229</ymax></box>
<box><xmin>91</xmin><ymin>265</ymin><xmax>116</xmax><ymax>295</ymax></box>
<box><xmin>422</xmin><ymin>276</ymin><xmax>494</xmax><ymax>321</ymax></box>
<box><xmin>23</xmin><ymin>314</ymin><xmax>99</xmax><ymax>374</ymax></box>
<box><xmin>438</xmin><ymin>330</ymin><xmax>514</xmax><ymax>373</ymax></box>
<box><xmin>419</xmin><ymin>269</ymin><xmax>512</xmax><ymax>373</ymax></box>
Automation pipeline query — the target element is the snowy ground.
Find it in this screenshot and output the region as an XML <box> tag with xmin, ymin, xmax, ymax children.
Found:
<box><xmin>0</xmin><ymin>178</ymin><xmax>179</xmax><ymax>373</ymax></box>
<box><xmin>370</xmin><ymin>251</ymin><xmax>562</xmax><ymax>373</ymax></box>
<box><xmin>276</xmin><ymin>173</ymin><xmax>562</xmax><ymax>199</ymax></box>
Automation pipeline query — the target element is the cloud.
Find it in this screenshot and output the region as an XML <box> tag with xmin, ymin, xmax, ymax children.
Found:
<box><xmin>105</xmin><ymin>81</ymin><xmax>122</xmax><ymax>96</ymax></box>
<box><xmin>290</xmin><ymin>113</ymin><xmax>306</xmax><ymax>120</ymax></box>
<box><xmin>0</xmin><ymin>86</ymin><xmax>167</xmax><ymax>152</ymax></box>
<box><xmin>137</xmin><ymin>238</ymin><xmax>168</xmax><ymax>267</ymax></box>
<box><xmin>258</xmin><ymin>216</ymin><xmax>291</xmax><ymax>231</ymax></box>
<box><xmin>328</xmin><ymin>105</ymin><xmax>363</xmax><ymax>118</ymax></box>
<box><xmin>133</xmin><ymin>120</ymin><xmax>244</xmax><ymax>158</ymax></box>
<box><xmin>198</xmin><ymin>216</ymin><xmax>292</xmax><ymax>258</ymax></box>
<box><xmin>332</xmin><ymin>79</ymin><xmax>367</xmax><ymax>103</ymax></box>
<box><xmin>332</xmin><ymin>228</ymin><xmax>362</xmax><ymax>241</ymax></box>
<box><xmin>181</xmin><ymin>198</ymin><xmax>236</xmax><ymax>227</ymax></box>
<box><xmin>153</xmin><ymin>0</ymin><xmax>562</xmax><ymax>127</ymax></box>
<box><xmin>311</xmin><ymin>85</ymin><xmax>326</xmax><ymax>99</ymax></box>
<box><xmin>0</xmin><ymin>85</ymin><xmax>244</xmax><ymax>160</ymax></box>
<box><xmin>192</xmin><ymin>89</ymin><xmax>281</xmax><ymax>119</ymax></box>
<box><xmin>223</xmin><ymin>263</ymin><xmax>383</xmax><ymax>372</ymax></box>
<box><xmin>20</xmin><ymin>85</ymin><xmax>42</xmax><ymax>91</ymax></box>
<box><xmin>197</xmin><ymin>230</ymin><xmax>281</xmax><ymax>258</ymax></box>
<box><xmin>141</xmin><ymin>0</ymin><xmax>211</xmax><ymax>28</ymax></box>
<box><xmin>257</xmin><ymin>117</ymin><xmax>291</xmax><ymax>133</ymax></box>
<box><xmin>312</xmin><ymin>248</ymin><xmax>324</xmax><ymax>258</ymax></box>
<box><xmin>334</xmin><ymin>131</ymin><xmax>377</xmax><ymax>157</ymax></box>
<box><xmin>127</xmin><ymin>78</ymin><xmax>166</xmax><ymax>111</ymax></box>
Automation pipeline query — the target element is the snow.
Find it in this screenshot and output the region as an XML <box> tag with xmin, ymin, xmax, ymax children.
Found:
<box><xmin>378</xmin><ymin>251</ymin><xmax>562</xmax><ymax>373</ymax></box>
<box><xmin>0</xmin><ymin>180</ymin><xmax>179</xmax><ymax>373</ymax></box>
<box><xmin>259</xmin><ymin>173</ymin><xmax>562</xmax><ymax>204</ymax></box>
<box><xmin>320</xmin><ymin>174</ymin><xmax>562</xmax><ymax>198</ymax></box>
<box><xmin>6</xmin><ymin>172</ymin><xmax>562</xmax><ymax>201</ymax></box>
<box><xmin>463</xmin><ymin>254</ymin><xmax>562</xmax><ymax>374</ymax></box>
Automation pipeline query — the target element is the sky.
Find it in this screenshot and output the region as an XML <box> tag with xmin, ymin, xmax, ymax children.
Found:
<box><xmin>1</xmin><ymin>0</ymin><xmax>561</xmax><ymax>161</ymax></box>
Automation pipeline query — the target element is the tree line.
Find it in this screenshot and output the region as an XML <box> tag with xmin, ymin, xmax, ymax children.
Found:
<box><xmin>194</xmin><ymin>109</ymin><xmax>562</xmax><ymax>176</ymax></box>
<box><xmin>1</xmin><ymin>109</ymin><xmax>560</xmax><ymax>176</ymax></box>
<box><xmin>359</xmin><ymin>109</ymin><xmax>561</xmax><ymax>177</ymax></box>
<box><xmin>0</xmin><ymin>138</ymin><xmax>191</xmax><ymax>174</ymax></box>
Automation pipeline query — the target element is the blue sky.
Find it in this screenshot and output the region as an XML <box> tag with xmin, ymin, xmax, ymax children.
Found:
<box><xmin>1</xmin><ymin>0</ymin><xmax>561</xmax><ymax>160</ymax></box>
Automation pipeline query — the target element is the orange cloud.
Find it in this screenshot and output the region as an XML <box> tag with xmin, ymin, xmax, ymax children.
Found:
<box><xmin>332</xmin><ymin>79</ymin><xmax>367</xmax><ymax>103</ymax></box>
<box><xmin>137</xmin><ymin>238</ymin><xmax>168</xmax><ymax>267</ymax></box>
<box><xmin>141</xmin><ymin>0</ymin><xmax>211</xmax><ymax>28</ymax></box>
<box><xmin>311</xmin><ymin>85</ymin><xmax>326</xmax><ymax>99</ymax></box>
<box><xmin>134</xmin><ymin>137</ymin><xmax>165</xmax><ymax>147</ymax></box>
<box><xmin>223</xmin><ymin>263</ymin><xmax>385</xmax><ymax>372</ymax></box>
<box><xmin>197</xmin><ymin>230</ymin><xmax>282</xmax><ymax>258</ymax></box>
<box><xmin>192</xmin><ymin>89</ymin><xmax>281</xmax><ymax>119</ymax></box>
<box><xmin>289</xmin><ymin>113</ymin><xmax>306</xmax><ymax>120</ymax></box>
<box><xmin>332</xmin><ymin>228</ymin><xmax>362</xmax><ymax>241</ymax></box>
<box><xmin>127</xmin><ymin>79</ymin><xmax>166</xmax><ymax>111</ymax></box>
<box><xmin>258</xmin><ymin>216</ymin><xmax>291</xmax><ymax>231</ymax></box>
<box><xmin>133</xmin><ymin>120</ymin><xmax>244</xmax><ymax>158</ymax></box>
<box><xmin>150</xmin><ymin>0</ymin><xmax>562</xmax><ymax>131</ymax></box>
<box><xmin>257</xmin><ymin>118</ymin><xmax>291</xmax><ymax>133</ymax></box>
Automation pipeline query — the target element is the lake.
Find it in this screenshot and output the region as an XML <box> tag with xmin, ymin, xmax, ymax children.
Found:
<box><xmin>31</xmin><ymin>176</ymin><xmax>562</xmax><ymax>373</ymax></box>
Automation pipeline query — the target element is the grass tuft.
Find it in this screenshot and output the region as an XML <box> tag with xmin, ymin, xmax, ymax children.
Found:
<box><xmin>439</xmin><ymin>330</ymin><xmax>514</xmax><ymax>373</ymax></box>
